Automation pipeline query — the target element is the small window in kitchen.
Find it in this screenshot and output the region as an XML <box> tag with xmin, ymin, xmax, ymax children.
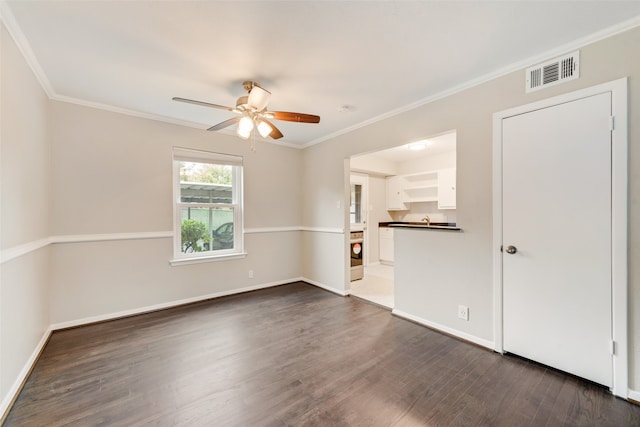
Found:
<box><xmin>171</xmin><ymin>147</ymin><xmax>244</xmax><ymax>265</ymax></box>
<box><xmin>350</xmin><ymin>183</ymin><xmax>362</xmax><ymax>224</ymax></box>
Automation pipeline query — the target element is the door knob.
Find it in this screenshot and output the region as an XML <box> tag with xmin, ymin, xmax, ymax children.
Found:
<box><xmin>505</xmin><ymin>245</ymin><xmax>517</xmax><ymax>254</ymax></box>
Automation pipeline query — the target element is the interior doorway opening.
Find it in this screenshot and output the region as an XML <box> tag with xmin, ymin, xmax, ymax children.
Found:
<box><xmin>347</xmin><ymin>131</ymin><xmax>457</xmax><ymax>309</ymax></box>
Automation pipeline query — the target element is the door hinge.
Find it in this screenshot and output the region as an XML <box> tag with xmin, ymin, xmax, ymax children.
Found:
<box><xmin>609</xmin><ymin>116</ymin><xmax>615</xmax><ymax>131</ymax></box>
<box><xmin>610</xmin><ymin>340</ymin><xmax>616</xmax><ymax>355</ymax></box>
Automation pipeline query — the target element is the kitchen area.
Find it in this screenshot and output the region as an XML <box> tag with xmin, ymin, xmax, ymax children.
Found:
<box><xmin>349</xmin><ymin>131</ymin><xmax>458</xmax><ymax>309</ymax></box>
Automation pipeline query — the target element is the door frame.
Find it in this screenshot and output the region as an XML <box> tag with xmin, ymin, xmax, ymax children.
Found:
<box><xmin>492</xmin><ymin>78</ymin><xmax>628</xmax><ymax>398</ymax></box>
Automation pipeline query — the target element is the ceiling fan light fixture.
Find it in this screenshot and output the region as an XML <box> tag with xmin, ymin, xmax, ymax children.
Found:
<box><xmin>257</xmin><ymin>120</ymin><xmax>273</xmax><ymax>138</ymax></box>
<box><xmin>173</xmin><ymin>81</ymin><xmax>321</xmax><ymax>142</ymax></box>
<box><xmin>237</xmin><ymin>116</ymin><xmax>254</xmax><ymax>139</ymax></box>
<box><xmin>247</xmin><ymin>85</ymin><xmax>271</xmax><ymax>111</ymax></box>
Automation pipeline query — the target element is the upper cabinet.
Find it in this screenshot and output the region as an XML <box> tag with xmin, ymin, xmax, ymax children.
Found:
<box><xmin>386</xmin><ymin>168</ymin><xmax>456</xmax><ymax>210</ymax></box>
<box><xmin>386</xmin><ymin>175</ymin><xmax>408</xmax><ymax>210</ymax></box>
<box><xmin>437</xmin><ymin>168</ymin><xmax>456</xmax><ymax>209</ymax></box>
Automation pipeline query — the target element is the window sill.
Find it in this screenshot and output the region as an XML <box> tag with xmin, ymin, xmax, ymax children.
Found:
<box><xmin>169</xmin><ymin>252</ymin><xmax>248</xmax><ymax>266</ymax></box>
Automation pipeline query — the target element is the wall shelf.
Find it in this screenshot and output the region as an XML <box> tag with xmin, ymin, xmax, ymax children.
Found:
<box><xmin>386</xmin><ymin>168</ymin><xmax>456</xmax><ymax>208</ymax></box>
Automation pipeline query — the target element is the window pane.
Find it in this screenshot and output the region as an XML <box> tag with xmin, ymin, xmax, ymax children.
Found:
<box><xmin>350</xmin><ymin>183</ymin><xmax>362</xmax><ymax>224</ymax></box>
<box><xmin>180</xmin><ymin>161</ymin><xmax>232</xmax><ymax>204</ymax></box>
<box><xmin>180</xmin><ymin>207</ymin><xmax>234</xmax><ymax>253</ymax></box>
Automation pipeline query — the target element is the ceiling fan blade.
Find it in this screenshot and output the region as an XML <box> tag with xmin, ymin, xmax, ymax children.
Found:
<box><xmin>270</xmin><ymin>111</ymin><xmax>320</xmax><ymax>123</ymax></box>
<box><xmin>173</xmin><ymin>97</ymin><xmax>235</xmax><ymax>112</ymax></box>
<box><xmin>247</xmin><ymin>85</ymin><xmax>271</xmax><ymax>111</ymax></box>
<box><xmin>261</xmin><ymin>119</ymin><xmax>283</xmax><ymax>139</ymax></box>
<box><xmin>207</xmin><ymin>116</ymin><xmax>241</xmax><ymax>131</ymax></box>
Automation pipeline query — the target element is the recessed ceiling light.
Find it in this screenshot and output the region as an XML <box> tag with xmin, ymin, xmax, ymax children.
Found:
<box><xmin>408</xmin><ymin>140</ymin><xmax>432</xmax><ymax>150</ymax></box>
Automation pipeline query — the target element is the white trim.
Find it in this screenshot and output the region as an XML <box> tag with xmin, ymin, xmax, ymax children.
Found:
<box><xmin>393</xmin><ymin>309</ymin><xmax>494</xmax><ymax>350</ymax></box>
<box><xmin>1</xmin><ymin>237</ymin><xmax>52</xmax><ymax>264</ymax></box>
<box><xmin>301</xmin><ymin>226</ymin><xmax>344</xmax><ymax>234</ymax></box>
<box><xmin>245</xmin><ymin>226</ymin><xmax>302</xmax><ymax>234</ymax></box>
<box><xmin>628</xmin><ymin>389</ymin><xmax>640</xmax><ymax>403</ymax></box>
<box><xmin>53</xmin><ymin>95</ymin><xmax>305</xmax><ymax>149</ymax></box>
<box><xmin>492</xmin><ymin>78</ymin><xmax>628</xmax><ymax>398</ymax></box>
<box><xmin>5</xmin><ymin>2</ymin><xmax>639</xmax><ymax>151</ymax></box>
<box><xmin>301</xmin><ymin>277</ymin><xmax>348</xmax><ymax>297</ymax></box>
<box><xmin>0</xmin><ymin>326</ymin><xmax>52</xmax><ymax>419</ymax></box>
<box><xmin>169</xmin><ymin>252</ymin><xmax>247</xmax><ymax>266</ymax></box>
<box><xmin>0</xmin><ymin>1</ymin><xmax>55</xmax><ymax>97</ymax></box>
<box><xmin>53</xmin><ymin>231</ymin><xmax>173</xmax><ymax>244</ymax></box>
<box><xmin>302</xmin><ymin>16</ymin><xmax>640</xmax><ymax>148</ymax></box>
<box><xmin>173</xmin><ymin>146</ymin><xmax>242</xmax><ymax>166</ymax></box>
<box><xmin>50</xmin><ymin>278</ymin><xmax>298</xmax><ymax>331</ymax></box>
<box><xmin>1</xmin><ymin>227</ymin><xmax>336</xmax><ymax>264</ymax></box>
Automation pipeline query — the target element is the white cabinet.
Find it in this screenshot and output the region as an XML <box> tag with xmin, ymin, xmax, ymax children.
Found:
<box><xmin>386</xmin><ymin>176</ymin><xmax>407</xmax><ymax>210</ymax></box>
<box><xmin>437</xmin><ymin>168</ymin><xmax>456</xmax><ymax>209</ymax></box>
<box><xmin>402</xmin><ymin>171</ymin><xmax>438</xmax><ymax>203</ymax></box>
<box><xmin>379</xmin><ymin>227</ymin><xmax>394</xmax><ymax>264</ymax></box>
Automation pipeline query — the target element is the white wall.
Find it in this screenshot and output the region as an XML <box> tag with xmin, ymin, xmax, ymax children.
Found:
<box><xmin>398</xmin><ymin>150</ymin><xmax>456</xmax><ymax>175</ymax></box>
<box><xmin>0</xmin><ymin>23</ymin><xmax>51</xmax><ymax>413</ymax></box>
<box><xmin>49</xmin><ymin>101</ymin><xmax>304</xmax><ymax>324</ymax></box>
<box><xmin>301</xmin><ymin>27</ymin><xmax>640</xmax><ymax>390</ymax></box>
<box><xmin>350</xmin><ymin>154</ymin><xmax>397</xmax><ymax>176</ymax></box>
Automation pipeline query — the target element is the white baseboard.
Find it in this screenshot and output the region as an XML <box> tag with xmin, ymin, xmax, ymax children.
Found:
<box><xmin>392</xmin><ymin>309</ymin><xmax>494</xmax><ymax>350</ymax></box>
<box><xmin>1</xmin><ymin>326</ymin><xmax>52</xmax><ymax>420</ymax></box>
<box><xmin>300</xmin><ymin>277</ymin><xmax>348</xmax><ymax>296</ymax></box>
<box><xmin>628</xmin><ymin>389</ymin><xmax>640</xmax><ymax>402</ymax></box>
<box><xmin>50</xmin><ymin>278</ymin><xmax>298</xmax><ymax>330</ymax></box>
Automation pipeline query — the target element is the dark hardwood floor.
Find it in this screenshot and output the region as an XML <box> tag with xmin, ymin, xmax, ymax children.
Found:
<box><xmin>4</xmin><ymin>282</ymin><xmax>640</xmax><ymax>426</ymax></box>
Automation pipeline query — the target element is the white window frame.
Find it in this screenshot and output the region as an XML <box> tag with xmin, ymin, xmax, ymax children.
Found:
<box><xmin>170</xmin><ymin>147</ymin><xmax>245</xmax><ymax>266</ymax></box>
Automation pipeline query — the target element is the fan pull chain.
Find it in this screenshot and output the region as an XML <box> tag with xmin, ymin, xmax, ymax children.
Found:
<box><xmin>250</xmin><ymin>131</ymin><xmax>257</xmax><ymax>152</ymax></box>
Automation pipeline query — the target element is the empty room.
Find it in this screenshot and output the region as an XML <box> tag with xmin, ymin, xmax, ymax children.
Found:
<box><xmin>2</xmin><ymin>1</ymin><xmax>640</xmax><ymax>425</ymax></box>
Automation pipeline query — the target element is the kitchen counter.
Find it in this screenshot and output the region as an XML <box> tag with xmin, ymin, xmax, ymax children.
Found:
<box><xmin>379</xmin><ymin>221</ymin><xmax>461</xmax><ymax>231</ymax></box>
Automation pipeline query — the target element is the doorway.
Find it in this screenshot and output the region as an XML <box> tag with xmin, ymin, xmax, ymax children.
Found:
<box><xmin>347</xmin><ymin>132</ymin><xmax>458</xmax><ymax>309</ymax></box>
<box><xmin>492</xmin><ymin>78</ymin><xmax>628</xmax><ymax>397</ymax></box>
<box><xmin>349</xmin><ymin>173</ymin><xmax>394</xmax><ymax>307</ymax></box>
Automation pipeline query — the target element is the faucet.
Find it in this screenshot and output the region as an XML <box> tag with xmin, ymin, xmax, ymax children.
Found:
<box><xmin>421</xmin><ymin>215</ymin><xmax>431</xmax><ymax>225</ymax></box>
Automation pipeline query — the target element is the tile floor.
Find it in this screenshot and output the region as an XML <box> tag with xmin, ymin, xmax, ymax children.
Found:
<box><xmin>349</xmin><ymin>263</ymin><xmax>394</xmax><ymax>309</ymax></box>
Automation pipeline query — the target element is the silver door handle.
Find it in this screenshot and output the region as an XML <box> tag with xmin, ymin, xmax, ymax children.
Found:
<box><xmin>505</xmin><ymin>245</ymin><xmax>517</xmax><ymax>254</ymax></box>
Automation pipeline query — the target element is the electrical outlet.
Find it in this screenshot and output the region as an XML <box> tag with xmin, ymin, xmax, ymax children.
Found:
<box><xmin>248</xmin><ymin>270</ymin><xmax>254</xmax><ymax>279</ymax></box>
<box><xmin>458</xmin><ymin>305</ymin><xmax>469</xmax><ymax>321</ymax></box>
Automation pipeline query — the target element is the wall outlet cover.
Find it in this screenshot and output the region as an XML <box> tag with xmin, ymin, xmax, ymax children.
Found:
<box><xmin>458</xmin><ymin>305</ymin><xmax>469</xmax><ymax>321</ymax></box>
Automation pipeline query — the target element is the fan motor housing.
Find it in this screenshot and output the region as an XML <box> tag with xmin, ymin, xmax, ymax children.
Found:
<box><xmin>236</xmin><ymin>95</ymin><xmax>249</xmax><ymax>109</ymax></box>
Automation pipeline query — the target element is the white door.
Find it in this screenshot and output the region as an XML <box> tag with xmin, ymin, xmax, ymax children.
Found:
<box><xmin>502</xmin><ymin>92</ymin><xmax>612</xmax><ymax>387</ymax></box>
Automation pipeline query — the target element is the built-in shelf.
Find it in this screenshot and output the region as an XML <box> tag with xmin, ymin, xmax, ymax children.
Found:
<box><xmin>385</xmin><ymin>168</ymin><xmax>456</xmax><ymax>208</ymax></box>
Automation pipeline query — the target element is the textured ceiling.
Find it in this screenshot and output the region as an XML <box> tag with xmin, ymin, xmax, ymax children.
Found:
<box><xmin>3</xmin><ymin>1</ymin><xmax>640</xmax><ymax>147</ymax></box>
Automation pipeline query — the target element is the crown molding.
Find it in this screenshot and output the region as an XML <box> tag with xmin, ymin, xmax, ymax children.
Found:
<box><xmin>302</xmin><ymin>14</ymin><xmax>640</xmax><ymax>148</ymax></box>
<box><xmin>0</xmin><ymin>0</ymin><xmax>54</xmax><ymax>97</ymax></box>
<box><xmin>3</xmin><ymin>1</ymin><xmax>639</xmax><ymax>151</ymax></box>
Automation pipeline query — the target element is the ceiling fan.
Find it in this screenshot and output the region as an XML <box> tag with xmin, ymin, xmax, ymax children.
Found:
<box><xmin>173</xmin><ymin>81</ymin><xmax>320</xmax><ymax>140</ymax></box>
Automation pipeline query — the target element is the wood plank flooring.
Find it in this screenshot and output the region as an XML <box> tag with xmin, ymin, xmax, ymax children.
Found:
<box><xmin>4</xmin><ymin>282</ymin><xmax>640</xmax><ymax>426</ymax></box>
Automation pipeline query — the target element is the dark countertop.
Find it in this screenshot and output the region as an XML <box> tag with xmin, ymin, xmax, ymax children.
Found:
<box><xmin>379</xmin><ymin>221</ymin><xmax>461</xmax><ymax>231</ymax></box>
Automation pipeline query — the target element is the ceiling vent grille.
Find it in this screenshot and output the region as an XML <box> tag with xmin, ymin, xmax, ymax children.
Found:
<box><xmin>526</xmin><ymin>51</ymin><xmax>579</xmax><ymax>93</ymax></box>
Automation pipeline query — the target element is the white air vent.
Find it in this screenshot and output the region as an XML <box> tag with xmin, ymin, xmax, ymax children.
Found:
<box><xmin>525</xmin><ymin>51</ymin><xmax>579</xmax><ymax>93</ymax></box>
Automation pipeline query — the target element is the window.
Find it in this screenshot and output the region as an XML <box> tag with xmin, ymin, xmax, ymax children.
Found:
<box><xmin>350</xmin><ymin>183</ymin><xmax>362</xmax><ymax>224</ymax></box>
<box><xmin>172</xmin><ymin>148</ymin><xmax>244</xmax><ymax>264</ymax></box>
